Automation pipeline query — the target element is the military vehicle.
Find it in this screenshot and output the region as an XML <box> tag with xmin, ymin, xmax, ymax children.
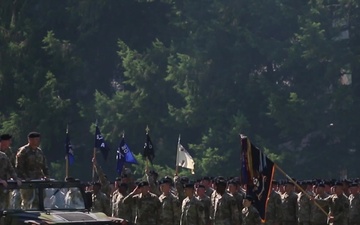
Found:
<box><xmin>0</xmin><ymin>179</ymin><xmax>127</xmax><ymax>225</ymax></box>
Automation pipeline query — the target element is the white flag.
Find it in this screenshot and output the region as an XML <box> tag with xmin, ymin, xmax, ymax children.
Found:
<box><xmin>176</xmin><ymin>144</ymin><xmax>195</xmax><ymax>174</ymax></box>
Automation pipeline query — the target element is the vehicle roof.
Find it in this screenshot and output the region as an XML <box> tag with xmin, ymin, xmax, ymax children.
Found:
<box><xmin>2</xmin><ymin>179</ymin><xmax>87</xmax><ymax>189</ymax></box>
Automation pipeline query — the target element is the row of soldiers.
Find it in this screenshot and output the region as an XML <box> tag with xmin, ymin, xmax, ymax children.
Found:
<box><xmin>1</xmin><ymin>133</ymin><xmax>360</xmax><ymax>225</ymax></box>
<box><xmin>90</xmin><ymin>163</ymin><xmax>261</xmax><ymax>225</ymax></box>
<box><xmin>91</xmin><ymin>161</ymin><xmax>360</xmax><ymax>225</ymax></box>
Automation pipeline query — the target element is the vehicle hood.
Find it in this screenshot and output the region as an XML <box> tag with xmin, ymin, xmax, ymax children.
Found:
<box><xmin>6</xmin><ymin>211</ymin><xmax>111</xmax><ymax>224</ymax></box>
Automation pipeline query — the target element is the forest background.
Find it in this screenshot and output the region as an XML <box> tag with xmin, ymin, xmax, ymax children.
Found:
<box><xmin>1</xmin><ymin>0</ymin><xmax>359</xmax><ymax>181</ymax></box>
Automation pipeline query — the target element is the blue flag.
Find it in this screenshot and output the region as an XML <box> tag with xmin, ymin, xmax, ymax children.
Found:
<box><xmin>95</xmin><ymin>125</ymin><xmax>110</xmax><ymax>160</ymax></box>
<box><xmin>116</xmin><ymin>137</ymin><xmax>138</xmax><ymax>175</ymax></box>
<box><xmin>65</xmin><ymin>130</ymin><xmax>74</xmax><ymax>165</ymax></box>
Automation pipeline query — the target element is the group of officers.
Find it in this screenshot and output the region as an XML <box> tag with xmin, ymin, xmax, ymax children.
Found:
<box><xmin>1</xmin><ymin>132</ymin><xmax>360</xmax><ymax>225</ymax></box>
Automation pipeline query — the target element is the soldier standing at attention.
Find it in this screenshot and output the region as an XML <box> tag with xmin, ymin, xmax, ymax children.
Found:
<box><xmin>0</xmin><ymin>134</ymin><xmax>15</xmax><ymax>167</ymax></box>
<box><xmin>180</xmin><ymin>183</ymin><xmax>205</xmax><ymax>225</ymax></box>
<box><xmin>265</xmin><ymin>180</ymin><xmax>282</xmax><ymax>225</ymax></box>
<box><xmin>241</xmin><ymin>195</ymin><xmax>261</xmax><ymax>225</ymax></box>
<box><xmin>146</xmin><ymin>169</ymin><xmax>161</xmax><ymax>196</ymax></box>
<box><xmin>123</xmin><ymin>181</ymin><xmax>161</xmax><ymax>225</ymax></box>
<box><xmin>16</xmin><ymin>132</ymin><xmax>49</xmax><ymax>209</ymax></box>
<box><xmin>16</xmin><ymin>132</ymin><xmax>49</xmax><ymax>180</ymax></box>
<box><xmin>111</xmin><ymin>177</ymin><xmax>131</xmax><ymax>221</ymax></box>
<box><xmin>0</xmin><ymin>151</ymin><xmax>21</xmax><ymax>210</ymax></box>
<box><xmin>210</xmin><ymin>177</ymin><xmax>240</xmax><ymax>225</ymax></box>
<box><xmin>91</xmin><ymin>182</ymin><xmax>111</xmax><ymax>216</ymax></box>
<box><xmin>159</xmin><ymin>177</ymin><xmax>180</xmax><ymax>225</ymax></box>
<box><xmin>310</xmin><ymin>182</ymin><xmax>329</xmax><ymax>225</ymax></box>
<box><xmin>196</xmin><ymin>184</ymin><xmax>211</xmax><ymax>225</ymax></box>
<box><xmin>227</xmin><ymin>179</ymin><xmax>244</xmax><ymax>222</ymax></box>
<box><xmin>347</xmin><ymin>182</ymin><xmax>360</xmax><ymax>225</ymax></box>
<box><xmin>327</xmin><ymin>181</ymin><xmax>349</xmax><ymax>225</ymax></box>
<box><xmin>297</xmin><ymin>181</ymin><xmax>311</xmax><ymax>225</ymax></box>
<box><xmin>201</xmin><ymin>177</ymin><xmax>214</xmax><ymax>197</ymax></box>
<box><xmin>280</xmin><ymin>181</ymin><xmax>297</xmax><ymax>225</ymax></box>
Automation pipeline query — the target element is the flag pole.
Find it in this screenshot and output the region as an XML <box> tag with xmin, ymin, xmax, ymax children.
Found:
<box><xmin>275</xmin><ymin>164</ymin><xmax>329</xmax><ymax>217</ymax></box>
<box><xmin>65</xmin><ymin>124</ymin><xmax>69</xmax><ymax>179</ymax></box>
<box><xmin>93</xmin><ymin>120</ymin><xmax>98</xmax><ymax>182</ymax></box>
<box><xmin>145</xmin><ymin>125</ymin><xmax>150</xmax><ymax>171</ymax></box>
<box><xmin>175</xmin><ymin>134</ymin><xmax>180</xmax><ymax>175</ymax></box>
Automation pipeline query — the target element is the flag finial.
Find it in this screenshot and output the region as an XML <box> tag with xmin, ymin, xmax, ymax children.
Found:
<box><xmin>145</xmin><ymin>125</ymin><xmax>150</xmax><ymax>134</ymax></box>
<box><xmin>66</xmin><ymin>124</ymin><xmax>69</xmax><ymax>134</ymax></box>
<box><xmin>122</xmin><ymin>130</ymin><xmax>125</xmax><ymax>138</ymax></box>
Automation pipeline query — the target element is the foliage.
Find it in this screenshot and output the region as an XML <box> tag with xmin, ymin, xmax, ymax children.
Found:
<box><xmin>1</xmin><ymin>0</ymin><xmax>360</xmax><ymax>181</ymax></box>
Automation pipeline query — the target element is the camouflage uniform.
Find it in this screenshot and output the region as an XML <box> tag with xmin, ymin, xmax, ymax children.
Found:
<box><xmin>181</xmin><ymin>196</ymin><xmax>205</xmax><ymax>225</ymax></box>
<box><xmin>348</xmin><ymin>193</ymin><xmax>360</xmax><ymax>225</ymax></box>
<box><xmin>205</xmin><ymin>187</ymin><xmax>214</xmax><ymax>198</ymax></box>
<box><xmin>16</xmin><ymin>144</ymin><xmax>49</xmax><ymax>179</ymax></box>
<box><xmin>174</xmin><ymin>176</ymin><xmax>186</xmax><ymax>203</ymax></box>
<box><xmin>94</xmin><ymin>163</ymin><xmax>112</xmax><ymax>197</ymax></box>
<box><xmin>146</xmin><ymin>172</ymin><xmax>161</xmax><ymax>196</ymax></box>
<box><xmin>310</xmin><ymin>193</ymin><xmax>329</xmax><ymax>225</ymax></box>
<box><xmin>0</xmin><ymin>151</ymin><xmax>18</xmax><ymax>210</ymax></box>
<box><xmin>297</xmin><ymin>192</ymin><xmax>311</xmax><ymax>225</ymax></box>
<box><xmin>241</xmin><ymin>205</ymin><xmax>261</xmax><ymax>225</ymax></box>
<box><xmin>231</xmin><ymin>191</ymin><xmax>244</xmax><ymax>223</ymax></box>
<box><xmin>327</xmin><ymin>193</ymin><xmax>349</xmax><ymax>225</ymax></box>
<box><xmin>16</xmin><ymin>144</ymin><xmax>49</xmax><ymax>210</ymax></box>
<box><xmin>111</xmin><ymin>189</ymin><xmax>131</xmax><ymax>221</ymax></box>
<box><xmin>196</xmin><ymin>195</ymin><xmax>211</xmax><ymax>225</ymax></box>
<box><xmin>210</xmin><ymin>192</ymin><xmax>240</xmax><ymax>225</ymax></box>
<box><xmin>265</xmin><ymin>190</ymin><xmax>282</xmax><ymax>225</ymax></box>
<box><xmin>92</xmin><ymin>191</ymin><xmax>111</xmax><ymax>216</ymax></box>
<box><xmin>123</xmin><ymin>191</ymin><xmax>161</xmax><ymax>225</ymax></box>
<box><xmin>65</xmin><ymin>188</ymin><xmax>85</xmax><ymax>209</ymax></box>
<box><xmin>159</xmin><ymin>192</ymin><xmax>180</xmax><ymax>225</ymax></box>
<box><xmin>1</xmin><ymin>147</ymin><xmax>16</xmax><ymax>168</ymax></box>
<box><xmin>280</xmin><ymin>192</ymin><xmax>297</xmax><ymax>225</ymax></box>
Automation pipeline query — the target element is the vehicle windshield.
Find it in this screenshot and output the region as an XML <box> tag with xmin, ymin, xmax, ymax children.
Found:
<box><xmin>44</xmin><ymin>187</ymin><xmax>85</xmax><ymax>210</ymax></box>
<box><xmin>3</xmin><ymin>181</ymin><xmax>86</xmax><ymax>211</ymax></box>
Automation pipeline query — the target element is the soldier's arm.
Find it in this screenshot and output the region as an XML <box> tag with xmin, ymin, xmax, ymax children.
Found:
<box><xmin>94</xmin><ymin>163</ymin><xmax>108</xmax><ymax>186</ymax></box>
<box><xmin>173</xmin><ymin>175</ymin><xmax>183</xmax><ymax>196</ymax></box>
<box><xmin>229</xmin><ymin>197</ymin><xmax>240</xmax><ymax>225</ymax></box>
<box><xmin>252</xmin><ymin>208</ymin><xmax>262</xmax><ymax>225</ymax></box>
<box><xmin>42</xmin><ymin>155</ymin><xmax>50</xmax><ymax>177</ymax></box>
<box><xmin>103</xmin><ymin>194</ymin><xmax>111</xmax><ymax>216</ymax></box>
<box><xmin>275</xmin><ymin>193</ymin><xmax>283</xmax><ymax>222</ymax></box>
<box><xmin>6</xmin><ymin>156</ymin><xmax>18</xmax><ymax>180</ymax></box>
<box><xmin>15</xmin><ymin>150</ymin><xmax>28</xmax><ymax>179</ymax></box>
<box><xmin>172</xmin><ymin>196</ymin><xmax>181</xmax><ymax>225</ymax></box>
<box><xmin>123</xmin><ymin>191</ymin><xmax>137</xmax><ymax>205</ymax></box>
<box><xmin>197</xmin><ymin>200</ymin><xmax>206</xmax><ymax>225</ymax></box>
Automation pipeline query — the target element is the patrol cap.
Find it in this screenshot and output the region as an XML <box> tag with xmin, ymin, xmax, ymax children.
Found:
<box><xmin>115</xmin><ymin>177</ymin><xmax>122</xmax><ymax>181</ymax></box>
<box><xmin>184</xmin><ymin>183</ymin><xmax>195</xmax><ymax>189</ymax></box>
<box><xmin>202</xmin><ymin>176</ymin><xmax>211</xmax><ymax>181</ymax></box>
<box><xmin>215</xmin><ymin>177</ymin><xmax>227</xmax><ymax>186</ymax></box>
<box><xmin>119</xmin><ymin>183</ymin><xmax>128</xmax><ymax>189</ymax></box>
<box><xmin>0</xmin><ymin>134</ymin><xmax>12</xmax><ymax>141</ymax></box>
<box><xmin>137</xmin><ymin>181</ymin><xmax>149</xmax><ymax>188</ymax></box>
<box><xmin>92</xmin><ymin>181</ymin><xmax>101</xmax><ymax>187</ymax></box>
<box><xmin>244</xmin><ymin>194</ymin><xmax>254</xmax><ymax>201</ymax></box>
<box><xmin>197</xmin><ymin>184</ymin><xmax>205</xmax><ymax>189</ymax></box>
<box><xmin>334</xmin><ymin>181</ymin><xmax>343</xmax><ymax>187</ymax></box>
<box><xmin>180</xmin><ymin>176</ymin><xmax>189</xmax><ymax>183</ymax></box>
<box><xmin>28</xmin><ymin>132</ymin><xmax>41</xmax><ymax>138</ymax></box>
<box><xmin>159</xmin><ymin>178</ymin><xmax>172</xmax><ymax>185</ymax></box>
<box><xmin>285</xmin><ymin>180</ymin><xmax>295</xmax><ymax>186</ymax></box>
<box><xmin>316</xmin><ymin>182</ymin><xmax>325</xmax><ymax>188</ymax></box>
<box><xmin>227</xmin><ymin>179</ymin><xmax>239</xmax><ymax>186</ymax></box>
